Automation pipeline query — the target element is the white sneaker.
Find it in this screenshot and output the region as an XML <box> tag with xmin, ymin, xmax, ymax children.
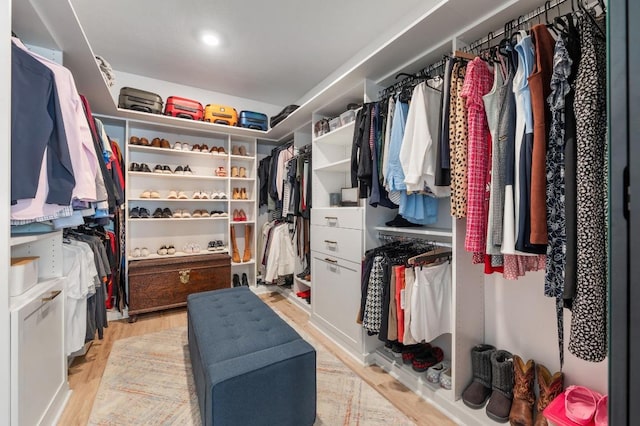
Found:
<box><xmin>173</xmin><ymin>142</ymin><xmax>182</xmax><ymax>150</ymax></box>
<box><xmin>193</xmin><ymin>191</ymin><xmax>202</xmax><ymax>199</ymax></box>
<box><xmin>140</xmin><ymin>247</ymin><xmax>149</xmax><ymax>257</ymax></box>
<box><xmin>131</xmin><ymin>247</ymin><xmax>141</xmax><ymax>258</ymax></box>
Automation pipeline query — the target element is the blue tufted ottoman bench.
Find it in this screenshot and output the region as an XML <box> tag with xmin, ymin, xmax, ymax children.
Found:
<box><xmin>187</xmin><ymin>287</ymin><xmax>316</xmax><ymax>426</ymax></box>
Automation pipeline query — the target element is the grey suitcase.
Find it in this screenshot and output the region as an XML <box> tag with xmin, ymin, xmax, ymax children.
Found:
<box><xmin>118</xmin><ymin>87</ymin><xmax>163</xmax><ymax>114</ymax></box>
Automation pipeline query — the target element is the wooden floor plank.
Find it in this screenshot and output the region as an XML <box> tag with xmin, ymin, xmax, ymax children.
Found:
<box><xmin>58</xmin><ymin>292</ymin><xmax>454</xmax><ymax>426</ymax></box>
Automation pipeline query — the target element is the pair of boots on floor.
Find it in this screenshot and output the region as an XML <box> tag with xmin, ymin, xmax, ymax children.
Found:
<box><xmin>230</xmin><ymin>224</ymin><xmax>252</xmax><ymax>263</ymax></box>
<box><xmin>463</xmin><ymin>344</ymin><xmax>563</xmax><ymax>425</ymax></box>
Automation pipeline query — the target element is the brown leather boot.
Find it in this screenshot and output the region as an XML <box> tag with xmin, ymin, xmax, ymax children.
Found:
<box><xmin>242</xmin><ymin>225</ymin><xmax>252</xmax><ymax>262</ymax></box>
<box><xmin>230</xmin><ymin>225</ymin><xmax>241</xmax><ymax>263</ymax></box>
<box><xmin>509</xmin><ymin>355</ymin><xmax>535</xmax><ymax>426</ymax></box>
<box><xmin>534</xmin><ymin>364</ymin><xmax>564</xmax><ymax>426</ymax></box>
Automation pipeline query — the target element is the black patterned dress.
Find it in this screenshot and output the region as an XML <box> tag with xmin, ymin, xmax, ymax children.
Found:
<box><xmin>545</xmin><ymin>36</ymin><xmax>572</xmax><ymax>367</ymax></box>
<box><xmin>568</xmin><ymin>13</ymin><xmax>607</xmax><ymax>363</ymax></box>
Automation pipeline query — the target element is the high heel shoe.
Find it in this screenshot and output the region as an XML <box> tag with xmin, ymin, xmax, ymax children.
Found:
<box><xmin>232</xmin><ymin>188</ymin><xmax>241</xmax><ymax>199</ymax></box>
<box><xmin>238</xmin><ymin>209</ymin><xmax>247</xmax><ymax>221</ymax></box>
<box><xmin>232</xmin><ymin>209</ymin><xmax>240</xmax><ymax>221</ymax></box>
<box><xmin>231</xmin><ymin>166</ymin><xmax>239</xmax><ymax>177</ymax></box>
<box><xmin>239</xmin><ymin>167</ymin><xmax>247</xmax><ymax>178</ymax></box>
<box><xmin>240</xmin><ymin>188</ymin><xmax>248</xmax><ymax>200</ymax></box>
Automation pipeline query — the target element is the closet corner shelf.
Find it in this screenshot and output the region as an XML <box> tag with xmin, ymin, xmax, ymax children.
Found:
<box><xmin>313</xmin><ymin>158</ymin><xmax>351</xmax><ymax>173</ymax></box>
<box><xmin>374</xmin><ymin>226</ymin><xmax>453</xmax><ymax>239</ymax></box>
<box><xmin>312</xmin><ymin>121</ymin><xmax>355</xmax><ymax>146</ymax></box>
<box><xmin>116</xmin><ymin>108</ymin><xmax>274</xmax><ymax>139</ymax></box>
<box><xmin>232</xmin><ymin>260</ymin><xmax>256</xmax><ymax>267</ymax></box>
<box><xmin>128</xmin><ymin>171</ymin><xmax>228</xmax><ymax>181</ymax></box>
<box><xmin>128</xmin><ymin>144</ymin><xmax>230</xmax><ymax>159</ymax></box>
<box><xmin>128</xmin><ymin>250</ymin><xmax>227</xmax><ymax>262</ymax></box>
<box><xmin>10</xmin><ymin>230</ymin><xmax>62</xmax><ymax>247</ymax></box>
<box><xmin>294</xmin><ymin>276</ymin><xmax>312</xmax><ymax>288</ymax></box>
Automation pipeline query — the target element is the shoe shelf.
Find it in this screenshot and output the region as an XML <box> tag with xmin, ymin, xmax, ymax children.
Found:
<box><xmin>231</xmin><ymin>259</ymin><xmax>255</xmax><ymax>267</ymax></box>
<box><xmin>294</xmin><ymin>276</ymin><xmax>312</xmax><ymax>288</ymax></box>
<box><xmin>129</xmin><ymin>198</ymin><xmax>229</xmax><ymax>203</ymax></box>
<box><xmin>128</xmin><ymin>250</ymin><xmax>227</xmax><ymax>262</ymax></box>
<box><xmin>230</xmin><ymin>220</ymin><xmax>256</xmax><ymax>225</ymax></box>
<box><xmin>128</xmin><ymin>144</ymin><xmax>230</xmax><ymax>158</ymax></box>
<box><xmin>229</xmin><ymin>177</ymin><xmax>256</xmax><ymax>181</ymax></box>
<box><xmin>312</xmin><ymin>121</ymin><xmax>355</xmax><ymax>146</ymax></box>
<box><xmin>129</xmin><ymin>217</ymin><xmax>229</xmax><ymax>222</ymax></box>
<box><xmin>229</xmin><ymin>155</ymin><xmax>256</xmax><ymax>161</ymax></box>
<box><xmin>230</xmin><ymin>199</ymin><xmax>255</xmax><ymax>203</ymax></box>
<box><xmin>129</xmin><ymin>172</ymin><xmax>228</xmax><ymax>181</ymax></box>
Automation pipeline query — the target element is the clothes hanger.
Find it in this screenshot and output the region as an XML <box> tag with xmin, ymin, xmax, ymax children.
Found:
<box><xmin>407</xmin><ymin>246</ymin><xmax>452</xmax><ymax>266</ymax></box>
<box><xmin>578</xmin><ymin>0</ymin><xmax>606</xmax><ymax>39</ymax></box>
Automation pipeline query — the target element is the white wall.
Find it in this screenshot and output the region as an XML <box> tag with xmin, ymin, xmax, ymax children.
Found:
<box><xmin>1</xmin><ymin>1</ymin><xmax>13</xmax><ymax>423</ymax></box>
<box><xmin>484</xmin><ymin>272</ymin><xmax>608</xmax><ymax>394</ymax></box>
<box><xmin>111</xmin><ymin>70</ymin><xmax>284</xmax><ymax>118</ymax></box>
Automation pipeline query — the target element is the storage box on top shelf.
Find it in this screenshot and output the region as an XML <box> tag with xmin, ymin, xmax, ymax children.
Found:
<box><xmin>10</xmin><ymin>256</ymin><xmax>39</xmax><ymax>296</ymax></box>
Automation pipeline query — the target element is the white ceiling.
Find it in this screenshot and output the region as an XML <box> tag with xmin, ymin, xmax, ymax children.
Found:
<box><xmin>63</xmin><ymin>0</ymin><xmax>435</xmax><ymax>106</ymax></box>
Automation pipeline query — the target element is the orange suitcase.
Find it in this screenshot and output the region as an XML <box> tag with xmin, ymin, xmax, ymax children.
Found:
<box><xmin>204</xmin><ymin>104</ymin><xmax>238</xmax><ymax>126</ymax></box>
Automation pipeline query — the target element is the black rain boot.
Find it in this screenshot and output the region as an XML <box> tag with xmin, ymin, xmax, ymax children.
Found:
<box><xmin>462</xmin><ymin>344</ymin><xmax>496</xmax><ymax>409</ymax></box>
<box><xmin>486</xmin><ymin>350</ymin><xmax>514</xmax><ymax>423</ymax></box>
<box><xmin>241</xmin><ymin>273</ymin><xmax>249</xmax><ymax>287</ymax></box>
<box><xmin>232</xmin><ymin>273</ymin><xmax>240</xmax><ymax>288</ymax></box>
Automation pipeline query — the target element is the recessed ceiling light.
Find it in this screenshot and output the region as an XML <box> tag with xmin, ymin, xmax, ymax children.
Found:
<box><xmin>202</xmin><ymin>33</ymin><xmax>221</xmax><ymax>47</ymax></box>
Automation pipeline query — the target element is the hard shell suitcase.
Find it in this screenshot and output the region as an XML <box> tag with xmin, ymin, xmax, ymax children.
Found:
<box><xmin>118</xmin><ymin>87</ymin><xmax>163</xmax><ymax>114</ymax></box>
<box><xmin>204</xmin><ymin>104</ymin><xmax>238</xmax><ymax>126</ymax></box>
<box><xmin>270</xmin><ymin>104</ymin><xmax>299</xmax><ymax>128</ymax></box>
<box><xmin>164</xmin><ymin>96</ymin><xmax>204</xmax><ymax>120</ymax></box>
<box><xmin>239</xmin><ymin>110</ymin><xmax>268</xmax><ymax>131</ymax></box>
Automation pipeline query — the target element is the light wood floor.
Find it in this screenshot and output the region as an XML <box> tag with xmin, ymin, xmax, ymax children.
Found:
<box><xmin>58</xmin><ymin>292</ymin><xmax>454</xmax><ymax>426</ymax></box>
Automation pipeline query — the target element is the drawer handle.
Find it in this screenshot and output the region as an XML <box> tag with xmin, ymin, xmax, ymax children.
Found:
<box><xmin>41</xmin><ymin>290</ymin><xmax>61</xmax><ymax>303</ymax></box>
<box><xmin>324</xmin><ymin>216</ymin><xmax>338</xmax><ymax>220</ymax></box>
<box><xmin>324</xmin><ymin>240</ymin><xmax>337</xmax><ymax>245</ymax></box>
<box><xmin>324</xmin><ymin>258</ymin><xmax>338</xmax><ymax>264</ymax></box>
<box><xmin>179</xmin><ymin>269</ymin><xmax>191</xmax><ymax>284</ymax></box>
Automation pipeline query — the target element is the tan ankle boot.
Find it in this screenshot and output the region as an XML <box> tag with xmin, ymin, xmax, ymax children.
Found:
<box><xmin>534</xmin><ymin>364</ymin><xmax>564</xmax><ymax>426</ymax></box>
<box><xmin>230</xmin><ymin>225</ymin><xmax>241</xmax><ymax>263</ymax></box>
<box><xmin>509</xmin><ymin>355</ymin><xmax>535</xmax><ymax>426</ymax></box>
<box><xmin>243</xmin><ymin>225</ymin><xmax>252</xmax><ymax>262</ymax></box>
<box><xmin>232</xmin><ymin>188</ymin><xmax>240</xmax><ymax>199</ymax></box>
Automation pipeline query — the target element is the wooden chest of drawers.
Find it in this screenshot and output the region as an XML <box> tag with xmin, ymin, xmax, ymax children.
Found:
<box><xmin>128</xmin><ymin>254</ymin><xmax>231</xmax><ymax>317</ymax></box>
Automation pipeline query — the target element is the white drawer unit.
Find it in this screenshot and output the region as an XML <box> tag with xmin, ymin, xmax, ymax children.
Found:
<box><xmin>10</xmin><ymin>278</ymin><xmax>69</xmax><ymax>426</ymax></box>
<box><xmin>311</xmin><ymin>253</ymin><xmax>362</xmax><ymax>353</ymax></box>
<box><xmin>311</xmin><ymin>207</ymin><xmax>364</xmax><ymax>230</ymax></box>
<box><xmin>310</xmin><ymin>225</ymin><xmax>362</xmax><ymax>264</ymax></box>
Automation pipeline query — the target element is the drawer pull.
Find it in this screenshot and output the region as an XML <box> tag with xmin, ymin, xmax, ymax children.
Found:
<box><xmin>324</xmin><ymin>240</ymin><xmax>337</xmax><ymax>245</ymax></box>
<box><xmin>324</xmin><ymin>258</ymin><xmax>338</xmax><ymax>264</ymax></box>
<box><xmin>324</xmin><ymin>216</ymin><xmax>338</xmax><ymax>220</ymax></box>
<box><xmin>179</xmin><ymin>269</ymin><xmax>191</xmax><ymax>284</ymax></box>
<box><xmin>41</xmin><ymin>290</ymin><xmax>61</xmax><ymax>303</ymax></box>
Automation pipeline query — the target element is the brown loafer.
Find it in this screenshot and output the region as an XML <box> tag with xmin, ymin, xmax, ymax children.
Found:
<box><xmin>160</xmin><ymin>139</ymin><xmax>171</xmax><ymax>148</ymax></box>
<box><xmin>129</xmin><ymin>136</ymin><xmax>140</xmax><ymax>145</ymax></box>
<box><xmin>139</xmin><ymin>137</ymin><xmax>150</xmax><ymax>146</ymax></box>
<box><xmin>151</xmin><ymin>137</ymin><xmax>162</xmax><ymax>147</ymax></box>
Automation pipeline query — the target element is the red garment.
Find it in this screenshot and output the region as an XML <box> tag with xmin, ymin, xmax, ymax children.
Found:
<box><xmin>461</xmin><ymin>58</ymin><xmax>494</xmax><ymax>253</ymax></box>
<box><xmin>395</xmin><ymin>265</ymin><xmax>406</xmax><ymax>343</ymax></box>
<box><xmin>110</xmin><ymin>141</ymin><xmax>126</xmax><ymax>191</ymax></box>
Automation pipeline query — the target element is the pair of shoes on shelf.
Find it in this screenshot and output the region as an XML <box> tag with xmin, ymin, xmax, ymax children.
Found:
<box><xmin>296</xmin><ymin>289</ymin><xmax>311</xmax><ymax>298</ymax></box>
<box><xmin>230</xmin><ymin>224</ymin><xmax>252</xmax><ymax>263</ymax></box>
<box><xmin>231</xmin><ymin>145</ymin><xmax>248</xmax><ymax>156</ymax></box>
<box><xmin>215</xmin><ymin>167</ymin><xmax>227</xmax><ymax>177</ymax></box>
<box><xmin>173</xmin><ymin>141</ymin><xmax>192</xmax><ymax>151</ymax></box>
<box><xmin>183</xmin><ymin>242</ymin><xmax>201</xmax><ymax>254</ymax></box>
<box><xmin>129</xmin><ymin>207</ymin><xmax>151</xmax><ymax>218</ymax></box>
<box><xmin>157</xmin><ymin>245</ymin><xmax>176</xmax><ymax>255</ymax></box>
<box><xmin>296</xmin><ymin>267</ymin><xmax>310</xmax><ymax>279</ymax></box>
<box><xmin>207</xmin><ymin>240</ymin><xmax>227</xmax><ymax>252</ymax></box>
<box><xmin>210</xmin><ymin>146</ymin><xmax>226</xmax><ymax>155</ymax></box>
<box><xmin>129</xmin><ymin>136</ymin><xmax>150</xmax><ymax>146</ymax></box>
<box><xmin>172</xmin><ymin>209</ymin><xmax>193</xmax><ymax>218</ymax></box>
<box><xmin>139</xmin><ymin>190</ymin><xmax>160</xmax><ymax>199</ymax></box>
<box><xmin>173</xmin><ymin>165</ymin><xmax>193</xmax><ymax>175</ymax></box>
<box><xmin>152</xmin><ymin>207</ymin><xmax>173</xmax><ymax>218</ymax></box>
<box><xmin>154</xmin><ymin>164</ymin><xmax>173</xmax><ymax>174</ymax></box>
<box><xmin>167</xmin><ymin>190</ymin><xmax>189</xmax><ymax>199</ymax></box>
<box><xmin>192</xmin><ymin>209</ymin><xmax>211</xmax><ymax>218</ymax></box>
<box><xmin>232</xmin><ymin>188</ymin><xmax>249</xmax><ymax>200</ymax></box>
<box><xmin>130</xmin><ymin>247</ymin><xmax>149</xmax><ymax>258</ymax></box>
<box><xmin>192</xmin><ymin>190</ymin><xmax>211</xmax><ymax>199</ymax></box>
<box><xmin>426</xmin><ymin>360</ymin><xmax>452</xmax><ymax>390</ymax></box>
<box><xmin>151</xmin><ymin>138</ymin><xmax>171</xmax><ymax>149</ymax></box>
<box><xmin>232</xmin><ymin>209</ymin><xmax>247</xmax><ymax>221</ymax></box>
<box><xmin>232</xmin><ymin>273</ymin><xmax>249</xmax><ymax>287</ymax></box>
<box><xmin>411</xmin><ymin>346</ymin><xmax>444</xmax><ymax>372</ymax></box>
<box><xmin>130</xmin><ymin>162</ymin><xmax>152</xmax><ymax>173</ymax></box>
<box><xmin>210</xmin><ymin>210</ymin><xmax>228</xmax><ymax>217</ymax></box>
<box><xmin>385</xmin><ymin>214</ymin><xmax>424</xmax><ymax>228</ymax></box>
<box><xmin>230</xmin><ymin>167</ymin><xmax>247</xmax><ymax>178</ymax></box>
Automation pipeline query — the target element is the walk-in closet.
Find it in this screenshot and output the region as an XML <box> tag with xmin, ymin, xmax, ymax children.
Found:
<box><xmin>3</xmin><ymin>0</ymin><xmax>637</xmax><ymax>424</ymax></box>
